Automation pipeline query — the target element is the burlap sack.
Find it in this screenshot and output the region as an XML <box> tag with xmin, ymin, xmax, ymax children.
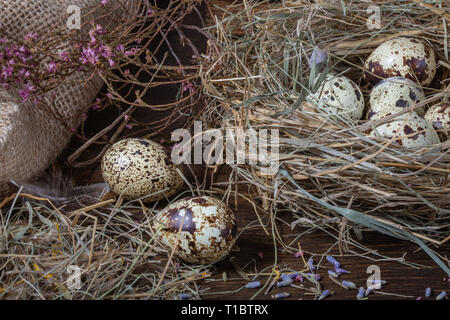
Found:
<box><xmin>0</xmin><ymin>0</ymin><xmax>142</xmax><ymax>197</ymax></box>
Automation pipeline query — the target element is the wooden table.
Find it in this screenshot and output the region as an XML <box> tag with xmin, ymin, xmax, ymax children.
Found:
<box><xmin>64</xmin><ymin>0</ymin><xmax>449</xmax><ymax>300</ymax></box>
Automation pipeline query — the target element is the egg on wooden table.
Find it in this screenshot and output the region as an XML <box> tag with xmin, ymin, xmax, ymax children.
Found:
<box><xmin>367</xmin><ymin>77</ymin><xmax>425</xmax><ymax>121</ymax></box>
<box><xmin>307</xmin><ymin>74</ymin><xmax>365</xmax><ymax>121</ymax></box>
<box><xmin>101</xmin><ymin>138</ymin><xmax>183</xmax><ymax>202</ymax></box>
<box><xmin>363</xmin><ymin>37</ymin><xmax>436</xmax><ymax>87</ymax></box>
<box><xmin>153</xmin><ymin>196</ymin><xmax>237</xmax><ymax>264</ymax></box>
<box><xmin>370</xmin><ymin>112</ymin><xmax>440</xmax><ymax>149</ymax></box>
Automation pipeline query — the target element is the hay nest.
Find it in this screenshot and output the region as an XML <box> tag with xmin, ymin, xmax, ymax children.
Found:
<box><xmin>200</xmin><ymin>0</ymin><xmax>450</xmax><ymax>273</ymax></box>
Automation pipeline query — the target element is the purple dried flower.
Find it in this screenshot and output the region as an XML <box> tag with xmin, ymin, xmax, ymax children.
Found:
<box><xmin>24</xmin><ymin>32</ymin><xmax>38</xmax><ymax>42</ymax></box>
<box><xmin>365</xmin><ymin>286</ymin><xmax>374</xmax><ymax>297</ymax></box>
<box><xmin>272</xmin><ymin>292</ymin><xmax>290</xmax><ymax>299</ymax></box>
<box><xmin>318</xmin><ymin>289</ymin><xmax>331</xmax><ymax>300</ymax></box>
<box><xmin>357</xmin><ymin>287</ymin><xmax>365</xmax><ymax>300</ymax></box>
<box><xmin>276</xmin><ymin>279</ymin><xmax>293</xmax><ymax>287</ymax></box>
<box><xmin>308</xmin><ymin>46</ymin><xmax>328</xmax><ymax>66</ymax></box>
<box><xmin>116</xmin><ymin>45</ymin><xmax>125</xmax><ymax>53</ymax></box>
<box><xmin>124</xmin><ymin>47</ymin><xmax>139</xmax><ymax>57</ymax></box>
<box><xmin>18</xmin><ymin>82</ymin><xmax>35</xmax><ymax>102</ymax></box>
<box><xmin>306</xmin><ymin>273</ymin><xmax>320</xmax><ymax>281</ymax></box>
<box><xmin>307</xmin><ymin>257</ymin><xmax>315</xmax><ymax>271</ymax></box>
<box><xmin>342</xmin><ymin>280</ymin><xmax>356</xmax><ymax>289</ymax></box>
<box><xmin>47</xmin><ymin>61</ymin><xmax>57</xmax><ymax>73</ymax></box>
<box><xmin>178</xmin><ymin>293</ymin><xmax>192</xmax><ymax>300</ymax></box>
<box><xmin>245</xmin><ymin>281</ymin><xmax>261</xmax><ymax>289</ymax></box>
<box><xmin>328</xmin><ymin>270</ymin><xmax>339</xmax><ymax>278</ymax></box>
<box><xmin>326</xmin><ymin>255</ymin><xmax>340</xmax><ymax>268</ymax></box>
<box><xmin>80</xmin><ymin>47</ymin><xmax>99</xmax><ymax>65</ymax></box>
<box><xmin>425</xmin><ymin>287</ymin><xmax>432</xmax><ymax>298</ymax></box>
<box><xmin>335</xmin><ymin>267</ymin><xmax>351</xmax><ymax>274</ymax></box>
<box><xmin>58</xmin><ymin>51</ymin><xmax>70</xmax><ymax>62</ymax></box>
<box><xmin>280</xmin><ymin>274</ymin><xmax>291</xmax><ymax>282</ymax></box>
<box><xmin>1</xmin><ymin>66</ymin><xmax>13</xmax><ymax>80</ymax></box>
<box><xmin>436</xmin><ymin>291</ymin><xmax>447</xmax><ymax>300</ymax></box>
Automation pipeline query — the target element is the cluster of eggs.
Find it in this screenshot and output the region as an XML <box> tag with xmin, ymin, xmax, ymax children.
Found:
<box><xmin>307</xmin><ymin>37</ymin><xmax>448</xmax><ymax>149</ymax></box>
<box><xmin>101</xmin><ymin>138</ymin><xmax>237</xmax><ymax>264</ymax></box>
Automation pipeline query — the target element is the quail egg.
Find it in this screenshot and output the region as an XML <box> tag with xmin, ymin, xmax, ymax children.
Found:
<box><xmin>367</xmin><ymin>77</ymin><xmax>425</xmax><ymax>121</ymax></box>
<box><xmin>153</xmin><ymin>196</ymin><xmax>237</xmax><ymax>264</ymax></box>
<box><xmin>363</xmin><ymin>37</ymin><xmax>436</xmax><ymax>87</ymax></box>
<box><xmin>101</xmin><ymin>138</ymin><xmax>183</xmax><ymax>202</ymax></box>
<box><xmin>370</xmin><ymin>112</ymin><xmax>440</xmax><ymax>149</ymax></box>
<box><xmin>424</xmin><ymin>102</ymin><xmax>450</xmax><ymax>139</ymax></box>
<box><xmin>307</xmin><ymin>74</ymin><xmax>364</xmax><ymax>121</ymax></box>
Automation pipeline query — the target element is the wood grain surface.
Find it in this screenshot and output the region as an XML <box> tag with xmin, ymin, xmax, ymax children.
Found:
<box><xmin>63</xmin><ymin>0</ymin><xmax>449</xmax><ymax>300</ymax></box>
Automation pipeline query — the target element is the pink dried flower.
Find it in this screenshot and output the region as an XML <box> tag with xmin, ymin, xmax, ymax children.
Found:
<box><xmin>58</xmin><ymin>51</ymin><xmax>70</xmax><ymax>62</ymax></box>
<box><xmin>1</xmin><ymin>66</ymin><xmax>13</xmax><ymax>80</ymax></box>
<box><xmin>18</xmin><ymin>82</ymin><xmax>35</xmax><ymax>102</ymax></box>
<box><xmin>80</xmin><ymin>47</ymin><xmax>99</xmax><ymax>65</ymax></box>
<box><xmin>182</xmin><ymin>81</ymin><xmax>196</xmax><ymax>93</ymax></box>
<box><xmin>24</xmin><ymin>32</ymin><xmax>38</xmax><ymax>42</ymax></box>
<box><xmin>47</xmin><ymin>61</ymin><xmax>57</xmax><ymax>73</ymax></box>
<box><xmin>124</xmin><ymin>47</ymin><xmax>139</xmax><ymax>57</ymax></box>
<box><xmin>92</xmin><ymin>98</ymin><xmax>102</xmax><ymax>110</ymax></box>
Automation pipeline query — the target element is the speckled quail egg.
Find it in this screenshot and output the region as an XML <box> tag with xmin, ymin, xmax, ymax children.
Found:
<box><xmin>307</xmin><ymin>74</ymin><xmax>364</xmax><ymax>121</ymax></box>
<box><xmin>153</xmin><ymin>196</ymin><xmax>237</xmax><ymax>264</ymax></box>
<box><xmin>424</xmin><ymin>102</ymin><xmax>450</xmax><ymax>139</ymax></box>
<box><xmin>364</xmin><ymin>37</ymin><xmax>436</xmax><ymax>87</ymax></box>
<box><xmin>367</xmin><ymin>77</ymin><xmax>425</xmax><ymax>121</ymax></box>
<box><xmin>370</xmin><ymin>112</ymin><xmax>440</xmax><ymax>149</ymax></box>
<box><xmin>101</xmin><ymin>138</ymin><xmax>183</xmax><ymax>202</ymax></box>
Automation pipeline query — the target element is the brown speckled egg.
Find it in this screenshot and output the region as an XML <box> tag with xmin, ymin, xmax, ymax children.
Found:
<box><xmin>153</xmin><ymin>196</ymin><xmax>237</xmax><ymax>264</ymax></box>
<box><xmin>367</xmin><ymin>77</ymin><xmax>425</xmax><ymax>121</ymax></box>
<box><xmin>370</xmin><ymin>113</ymin><xmax>440</xmax><ymax>149</ymax></box>
<box><xmin>363</xmin><ymin>37</ymin><xmax>436</xmax><ymax>87</ymax></box>
<box><xmin>424</xmin><ymin>102</ymin><xmax>450</xmax><ymax>140</ymax></box>
<box><xmin>101</xmin><ymin>138</ymin><xmax>183</xmax><ymax>202</ymax></box>
<box><xmin>307</xmin><ymin>74</ymin><xmax>364</xmax><ymax>121</ymax></box>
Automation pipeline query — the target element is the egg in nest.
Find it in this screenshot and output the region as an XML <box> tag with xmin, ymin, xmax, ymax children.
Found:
<box><xmin>424</xmin><ymin>102</ymin><xmax>450</xmax><ymax>140</ymax></box>
<box><xmin>367</xmin><ymin>77</ymin><xmax>425</xmax><ymax>122</ymax></box>
<box><xmin>101</xmin><ymin>138</ymin><xmax>183</xmax><ymax>202</ymax></box>
<box><xmin>370</xmin><ymin>113</ymin><xmax>440</xmax><ymax>149</ymax></box>
<box><xmin>363</xmin><ymin>37</ymin><xmax>436</xmax><ymax>87</ymax></box>
<box><xmin>307</xmin><ymin>74</ymin><xmax>364</xmax><ymax>121</ymax></box>
<box><xmin>153</xmin><ymin>196</ymin><xmax>237</xmax><ymax>264</ymax></box>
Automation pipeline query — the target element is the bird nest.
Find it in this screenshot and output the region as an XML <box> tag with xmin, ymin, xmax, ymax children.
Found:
<box><xmin>200</xmin><ymin>1</ymin><xmax>450</xmax><ymax>273</ymax></box>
